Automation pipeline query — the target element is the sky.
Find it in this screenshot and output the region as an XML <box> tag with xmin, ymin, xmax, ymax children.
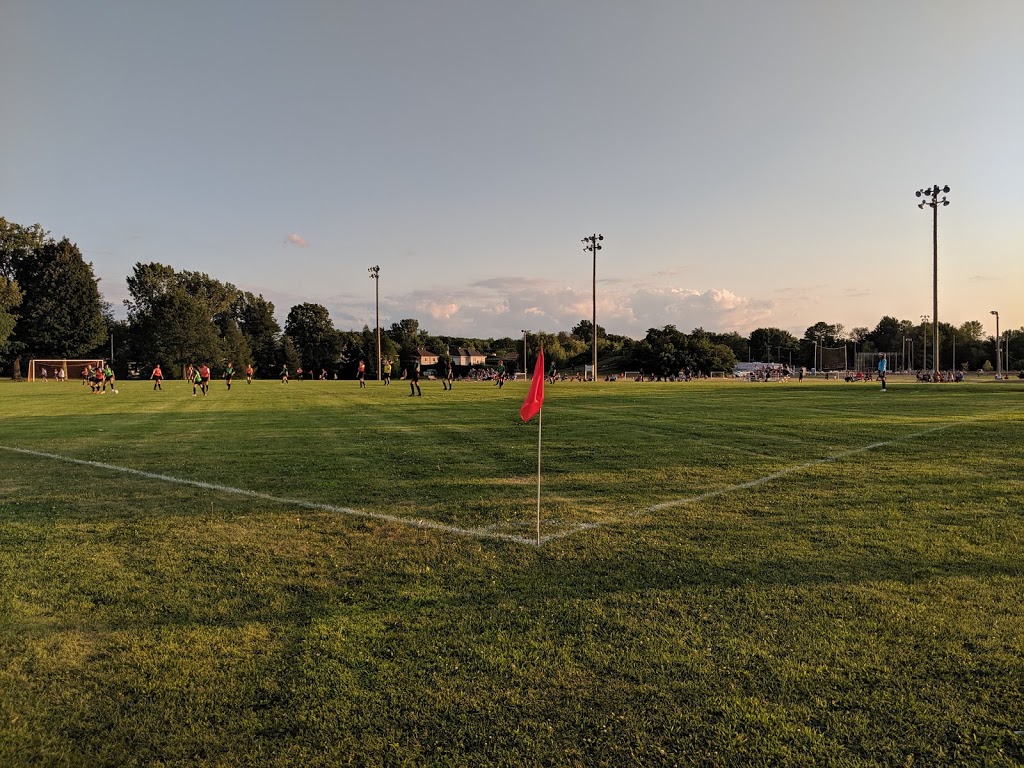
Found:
<box><xmin>2</xmin><ymin>0</ymin><xmax>1022</xmax><ymax>341</ymax></box>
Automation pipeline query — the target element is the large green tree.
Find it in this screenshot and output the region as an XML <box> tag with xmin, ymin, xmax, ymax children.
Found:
<box><xmin>124</xmin><ymin>263</ymin><xmax>242</xmax><ymax>375</ymax></box>
<box><xmin>233</xmin><ymin>292</ymin><xmax>281</xmax><ymax>377</ymax></box>
<box><xmin>283</xmin><ymin>303</ymin><xmax>340</xmax><ymax>371</ymax></box>
<box><xmin>0</xmin><ymin>277</ymin><xmax>21</xmax><ymax>360</ymax></box>
<box><xmin>12</xmin><ymin>237</ymin><xmax>107</xmax><ymax>358</ymax></box>
<box><xmin>749</xmin><ymin>327</ymin><xmax>800</xmax><ymax>365</ymax></box>
<box><xmin>866</xmin><ymin>316</ymin><xmax>912</xmax><ymax>357</ymax></box>
<box><xmin>0</xmin><ymin>218</ymin><xmax>47</xmax><ymax>280</ymax></box>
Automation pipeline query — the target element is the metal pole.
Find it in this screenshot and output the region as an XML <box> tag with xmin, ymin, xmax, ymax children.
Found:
<box><xmin>375</xmin><ymin>273</ymin><xmax>381</xmax><ymax>380</ymax></box>
<box><xmin>592</xmin><ymin>242</ymin><xmax>597</xmax><ymax>381</ymax></box>
<box><xmin>994</xmin><ymin>312</ymin><xmax>1001</xmax><ymax>377</ymax></box>
<box><xmin>917</xmin><ymin>185</ymin><xmax>948</xmax><ymax>378</ymax></box>
<box><xmin>932</xmin><ymin>203</ymin><xmax>939</xmax><ymax>378</ymax></box>
<box><xmin>582</xmin><ymin>234</ymin><xmax>603</xmax><ymax>381</ymax></box>
<box><xmin>369</xmin><ymin>266</ymin><xmax>381</xmax><ymax>380</ymax></box>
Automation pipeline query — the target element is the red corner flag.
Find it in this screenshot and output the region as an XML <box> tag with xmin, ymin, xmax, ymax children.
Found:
<box><xmin>520</xmin><ymin>348</ymin><xmax>545</xmax><ymax>422</ymax></box>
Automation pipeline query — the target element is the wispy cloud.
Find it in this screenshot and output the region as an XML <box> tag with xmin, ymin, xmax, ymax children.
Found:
<box><xmin>285</xmin><ymin>233</ymin><xmax>310</xmax><ymax>247</ymax></box>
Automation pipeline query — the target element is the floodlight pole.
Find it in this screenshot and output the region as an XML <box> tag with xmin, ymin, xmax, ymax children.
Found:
<box><xmin>582</xmin><ymin>234</ymin><xmax>603</xmax><ymax>381</ymax></box>
<box><xmin>521</xmin><ymin>329</ymin><xmax>529</xmax><ymax>379</ymax></box>
<box><xmin>991</xmin><ymin>310</ymin><xmax>1000</xmax><ymax>378</ymax></box>
<box><xmin>368</xmin><ymin>266</ymin><xmax>381</xmax><ymax>380</ymax></box>
<box><xmin>916</xmin><ymin>185</ymin><xmax>950</xmax><ymax>380</ymax></box>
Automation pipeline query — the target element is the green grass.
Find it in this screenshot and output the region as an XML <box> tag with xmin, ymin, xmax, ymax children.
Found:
<box><xmin>1</xmin><ymin>376</ymin><xmax>1023</xmax><ymax>766</ymax></box>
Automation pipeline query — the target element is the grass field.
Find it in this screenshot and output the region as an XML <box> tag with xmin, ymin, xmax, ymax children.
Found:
<box><xmin>1</xmin><ymin>375</ymin><xmax>1023</xmax><ymax>767</ymax></box>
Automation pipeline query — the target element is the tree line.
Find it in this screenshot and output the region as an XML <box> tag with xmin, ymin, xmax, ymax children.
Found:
<box><xmin>2</xmin><ymin>216</ymin><xmax>1018</xmax><ymax>380</ymax></box>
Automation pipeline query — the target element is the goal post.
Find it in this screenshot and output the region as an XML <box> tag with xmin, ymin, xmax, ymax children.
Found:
<box><xmin>27</xmin><ymin>359</ymin><xmax>103</xmax><ymax>383</ymax></box>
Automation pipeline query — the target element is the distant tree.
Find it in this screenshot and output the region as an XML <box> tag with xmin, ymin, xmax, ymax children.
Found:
<box><xmin>233</xmin><ymin>292</ymin><xmax>280</xmax><ymax>376</ymax></box>
<box><xmin>0</xmin><ymin>218</ymin><xmax>48</xmax><ymax>280</ymax></box>
<box><xmin>284</xmin><ymin>302</ymin><xmax>339</xmax><ymax>371</ymax></box>
<box><xmin>633</xmin><ymin>325</ymin><xmax>687</xmax><ymax>377</ymax></box>
<box><xmin>570</xmin><ymin>319</ymin><xmax>606</xmax><ymax>342</ymax></box>
<box><xmin>124</xmin><ymin>262</ymin><xmax>239</xmax><ymax>374</ymax></box>
<box><xmin>688</xmin><ymin>337</ymin><xmax>737</xmax><ymax>375</ymax></box>
<box><xmin>214</xmin><ymin>315</ymin><xmax>251</xmax><ymax>375</ymax></box>
<box><xmin>387</xmin><ymin>318</ymin><xmax>420</xmax><ymax>347</ymax></box>
<box><xmin>279</xmin><ymin>335</ymin><xmax>301</xmax><ymax>372</ymax></box>
<box><xmin>866</xmin><ymin>316</ymin><xmax>905</xmax><ymax>356</ymax></box>
<box><xmin>0</xmin><ymin>277</ymin><xmax>21</xmax><ymax>359</ymax></box>
<box><xmin>12</xmin><ymin>238</ymin><xmax>107</xmax><ymax>358</ymax></box>
<box><xmin>749</xmin><ymin>327</ymin><xmax>799</xmax><ymax>364</ymax></box>
<box><xmin>959</xmin><ymin>320</ymin><xmax>985</xmax><ymax>341</ymax></box>
<box><xmin>709</xmin><ymin>331</ymin><xmax>748</xmax><ymax>361</ymax></box>
<box><xmin>801</xmin><ymin>321</ymin><xmax>844</xmax><ymax>368</ymax></box>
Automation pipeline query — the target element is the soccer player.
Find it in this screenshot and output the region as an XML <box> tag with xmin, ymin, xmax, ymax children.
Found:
<box><xmin>877</xmin><ymin>353</ymin><xmax>888</xmax><ymax>392</ymax></box>
<box><xmin>357</xmin><ymin>359</ymin><xmax>366</xmax><ymax>388</ymax></box>
<box><xmin>409</xmin><ymin>360</ymin><xmax>422</xmax><ymax>397</ymax></box>
<box><xmin>103</xmin><ymin>362</ymin><xmax>118</xmax><ymax>394</ymax></box>
<box><xmin>442</xmin><ymin>359</ymin><xmax>453</xmax><ymax>390</ymax></box>
<box><xmin>224</xmin><ymin>361</ymin><xmax>234</xmax><ymax>390</ymax></box>
<box><xmin>151</xmin><ymin>364</ymin><xmax>163</xmax><ymax>390</ymax></box>
<box><xmin>383</xmin><ymin>358</ymin><xmax>392</xmax><ymax>386</ymax></box>
<box><xmin>192</xmin><ymin>366</ymin><xmax>202</xmax><ymax>396</ymax></box>
<box><xmin>246</xmin><ymin>364</ymin><xmax>253</xmax><ymax>384</ymax></box>
<box><xmin>280</xmin><ymin>365</ymin><xmax>289</xmax><ymax>383</ymax></box>
<box><xmin>198</xmin><ymin>363</ymin><xmax>211</xmax><ymax>395</ymax></box>
<box><xmin>40</xmin><ymin>366</ymin><xmax>48</xmax><ymax>383</ymax></box>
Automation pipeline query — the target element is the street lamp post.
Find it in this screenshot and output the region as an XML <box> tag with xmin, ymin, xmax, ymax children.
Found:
<box><xmin>916</xmin><ymin>184</ymin><xmax>950</xmax><ymax>380</ymax></box>
<box><xmin>582</xmin><ymin>234</ymin><xmax>603</xmax><ymax>381</ymax></box>
<box><xmin>368</xmin><ymin>266</ymin><xmax>381</xmax><ymax>381</ymax></box>
<box><xmin>991</xmin><ymin>310</ymin><xmax>1000</xmax><ymax>378</ymax></box>
<box><xmin>521</xmin><ymin>329</ymin><xmax>529</xmax><ymax>379</ymax></box>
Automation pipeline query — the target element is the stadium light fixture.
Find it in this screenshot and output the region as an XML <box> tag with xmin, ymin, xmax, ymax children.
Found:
<box><xmin>916</xmin><ymin>184</ymin><xmax>950</xmax><ymax>379</ymax></box>
<box><xmin>991</xmin><ymin>310</ymin><xmax>1000</xmax><ymax>378</ymax></box>
<box><xmin>582</xmin><ymin>234</ymin><xmax>604</xmax><ymax>381</ymax></box>
<box><xmin>368</xmin><ymin>266</ymin><xmax>381</xmax><ymax>381</ymax></box>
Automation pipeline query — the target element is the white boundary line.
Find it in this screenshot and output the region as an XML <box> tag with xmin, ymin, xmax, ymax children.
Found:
<box><xmin>1</xmin><ymin>411</ymin><xmax>1014</xmax><ymax>547</ymax></box>
<box><xmin>647</xmin><ymin>423</ymin><xmax>957</xmax><ymax>512</ymax></box>
<box><xmin>0</xmin><ymin>445</ymin><xmax>572</xmax><ymax>547</ymax></box>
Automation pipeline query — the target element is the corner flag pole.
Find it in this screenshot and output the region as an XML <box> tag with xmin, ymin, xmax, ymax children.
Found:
<box><xmin>536</xmin><ymin>408</ymin><xmax>542</xmax><ymax>546</ymax></box>
<box><xmin>519</xmin><ymin>348</ymin><xmax>546</xmax><ymax>547</ymax></box>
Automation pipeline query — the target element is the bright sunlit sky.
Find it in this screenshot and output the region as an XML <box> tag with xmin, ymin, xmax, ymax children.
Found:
<box><xmin>3</xmin><ymin>1</ymin><xmax>1022</xmax><ymax>340</ymax></box>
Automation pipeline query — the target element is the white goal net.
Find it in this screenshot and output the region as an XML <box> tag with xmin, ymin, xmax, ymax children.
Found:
<box><xmin>28</xmin><ymin>359</ymin><xmax>104</xmax><ymax>383</ymax></box>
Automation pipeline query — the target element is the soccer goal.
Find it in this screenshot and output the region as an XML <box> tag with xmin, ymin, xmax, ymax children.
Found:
<box><xmin>28</xmin><ymin>359</ymin><xmax>103</xmax><ymax>383</ymax></box>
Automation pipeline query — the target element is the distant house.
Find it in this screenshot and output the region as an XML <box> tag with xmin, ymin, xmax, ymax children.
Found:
<box><xmin>414</xmin><ymin>348</ymin><xmax>440</xmax><ymax>367</ymax></box>
<box><xmin>448</xmin><ymin>346</ymin><xmax>487</xmax><ymax>367</ymax></box>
